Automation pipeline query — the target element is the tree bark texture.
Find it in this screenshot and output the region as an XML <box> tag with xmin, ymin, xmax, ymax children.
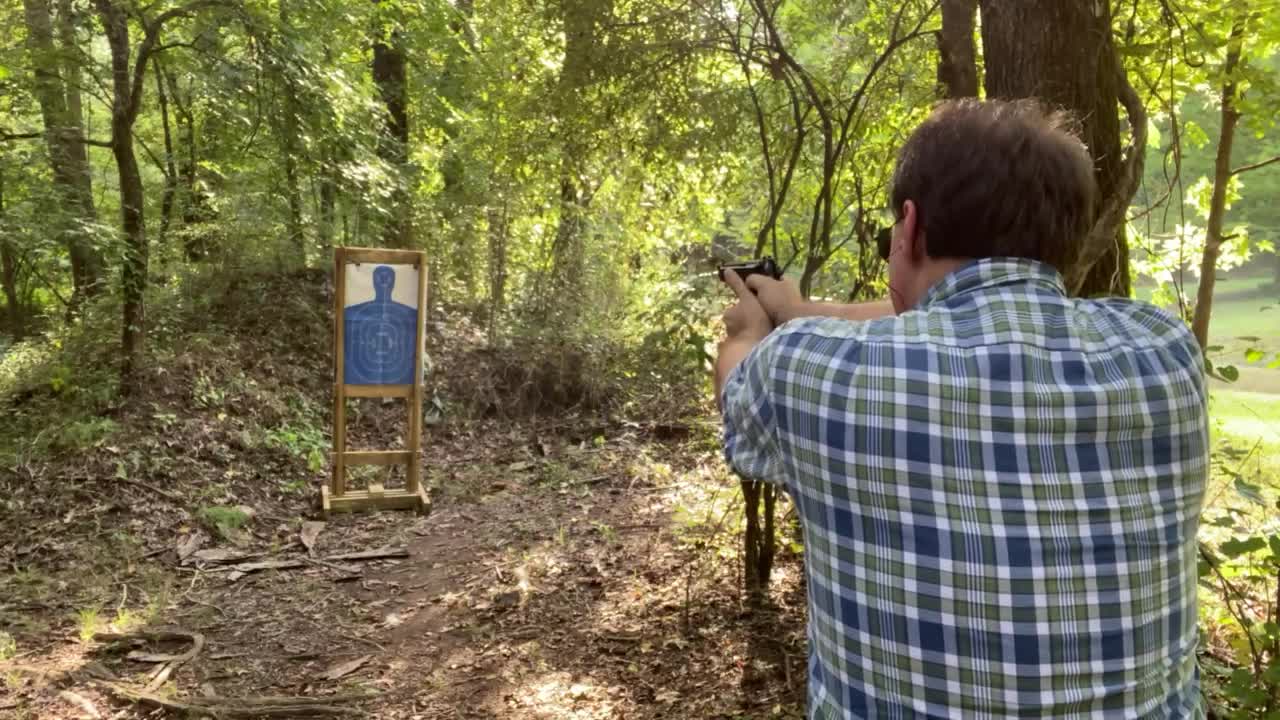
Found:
<box><xmin>1191</xmin><ymin>18</ymin><xmax>1246</xmax><ymax>349</ymax></box>
<box><xmin>937</xmin><ymin>0</ymin><xmax>978</xmax><ymax>98</ymax></box>
<box><xmin>23</xmin><ymin>0</ymin><xmax>103</xmax><ymax>308</ymax></box>
<box><xmin>979</xmin><ymin>0</ymin><xmax>1133</xmax><ymax>297</ymax></box>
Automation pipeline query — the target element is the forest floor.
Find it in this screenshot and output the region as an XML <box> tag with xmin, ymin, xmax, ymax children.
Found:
<box><xmin>0</xmin><ymin>272</ymin><xmax>807</xmax><ymax>719</ymax></box>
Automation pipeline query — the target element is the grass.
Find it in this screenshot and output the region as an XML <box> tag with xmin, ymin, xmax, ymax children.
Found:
<box><xmin>1136</xmin><ymin>272</ymin><xmax>1280</xmax><ymax>394</ymax></box>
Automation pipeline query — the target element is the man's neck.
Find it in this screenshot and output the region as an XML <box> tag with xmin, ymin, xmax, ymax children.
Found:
<box><xmin>910</xmin><ymin>257</ymin><xmax>973</xmax><ymax>307</ymax></box>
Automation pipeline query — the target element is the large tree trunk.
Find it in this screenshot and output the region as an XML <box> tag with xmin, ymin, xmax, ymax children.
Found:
<box><xmin>979</xmin><ymin>0</ymin><xmax>1137</xmax><ymax>298</ymax></box>
<box><xmin>371</xmin><ymin>3</ymin><xmax>411</xmax><ymax>249</ymax></box>
<box><xmin>937</xmin><ymin>0</ymin><xmax>978</xmax><ymax>98</ymax></box>
<box><xmin>1190</xmin><ymin>17</ymin><xmax>1246</xmax><ymax>350</ymax></box>
<box><xmin>23</xmin><ymin>0</ymin><xmax>103</xmax><ymax>309</ymax></box>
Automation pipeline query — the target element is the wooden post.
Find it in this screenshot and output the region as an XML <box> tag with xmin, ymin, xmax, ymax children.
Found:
<box><xmin>323</xmin><ymin>246</ymin><xmax>429</xmax><ymax>518</ymax></box>
<box><xmin>331</xmin><ymin>248</ymin><xmax>347</xmax><ymax>497</ymax></box>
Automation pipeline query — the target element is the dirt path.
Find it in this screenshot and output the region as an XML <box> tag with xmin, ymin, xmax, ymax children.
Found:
<box><xmin>1</xmin><ymin>423</ymin><xmax>808</xmax><ymax>719</ymax></box>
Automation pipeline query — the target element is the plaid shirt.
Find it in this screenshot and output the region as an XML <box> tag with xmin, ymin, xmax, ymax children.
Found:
<box><xmin>722</xmin><ymin>258</ymin><xmax>1208</xmax><ymax>719</ymax></box>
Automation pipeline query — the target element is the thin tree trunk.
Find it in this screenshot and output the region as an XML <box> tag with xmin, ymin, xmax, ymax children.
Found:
<box><xmin>548</xmin><ymin>0</ymin><xmax>609</xmax><ymax>318</ymax></box>
<box><xmin>317</xmin><ymin>46</ymin><xmax>337</xmax><ymax>250</ymax></box>
<box><xmin>1191</xmin><ymin>18</ymin><xmax>1246</xmax><ymax>350</ymax></box>
<box><xmin>979</xmin><ymin>0</ymin><xmax>1137</xmax><ymax>298</ymax></box>
<box><xmin>486</xmin><ymin>198</ymin><xmax>508</xmax><ymax>345</ymax></box>
<box><xmin>94</xmin><ymin>0</ymin><xmax>148</xmax><ymax>391</ymax></box>
<box><xmin>155</xmin><ymin>59</ymin><xmax>178</xmax><ymax>246</ymax></box>
<box><xmin>0</xmin><ymin>167</ymin><xmax>24</xmax><ymax>339</ymax></box>
<box><xmin>23</xmin><ymin>0</ymin><xmax>103</xmax><ymax>310</ymax></box>
<box><xmin>278</xmin><ymin>0</ymin><xmax>304</xmax><ymax>264</ymax></box>
<box><xmin>937</xmin><ymin>0</ymin><xmax>978</xmax><ymax>98</ymax></box>
<box><xmin>371</xmin><ymin>2</ymin><xmax>411</xmax><ymax>249</ymax></box>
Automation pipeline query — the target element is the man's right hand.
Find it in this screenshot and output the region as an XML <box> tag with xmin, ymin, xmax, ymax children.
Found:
<box><xmin>744</xmin><ymin>274</ymin><xmax>804</xmax><ymax>326</ymax></box>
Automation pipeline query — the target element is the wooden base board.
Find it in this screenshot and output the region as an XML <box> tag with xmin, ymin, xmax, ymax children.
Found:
<box><xmin>321</xmin><ymin>485</ymin><xmax>430</xmax><ymax>518</ymax></box>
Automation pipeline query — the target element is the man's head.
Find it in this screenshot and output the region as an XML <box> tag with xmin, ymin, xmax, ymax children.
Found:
<box><xmin>884</xmin><ymin>98</ymin><xmax>1098</xmax><ymax>312</ymax></box>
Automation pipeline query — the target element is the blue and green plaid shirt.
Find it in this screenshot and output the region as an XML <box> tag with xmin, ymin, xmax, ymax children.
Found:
<box><xmin>722</xmin><ymin>258</ymin><xmax>1208</xmax><ymax>719</ymax></box>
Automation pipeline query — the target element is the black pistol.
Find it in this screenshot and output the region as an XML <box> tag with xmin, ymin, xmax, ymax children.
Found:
<box><xmin>717</xmin><ymin>256</ymin><xmax>782</xmax><ymax>283</ymax></box>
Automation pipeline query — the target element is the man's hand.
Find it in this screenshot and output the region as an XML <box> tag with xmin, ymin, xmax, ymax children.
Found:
<box><xmin>721</xmin><ymin>270</ymin><xmax>773</xmax><ymax>341</ymax></box>
<box><xmin>744</xmin><ymin>274</ymin><xmax>804</xmax><ymax>326</ymax></box>
<box><xmin>714</xmin><ymin>270</ymin><xmax>774</xmax><ymax>412</ymax></box>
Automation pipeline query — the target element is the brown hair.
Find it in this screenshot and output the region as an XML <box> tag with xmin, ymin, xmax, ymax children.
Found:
<box><xmin>889</xmin><ymin>98</ymin><xmax>1097</xmax><ymax>273</ymax></box>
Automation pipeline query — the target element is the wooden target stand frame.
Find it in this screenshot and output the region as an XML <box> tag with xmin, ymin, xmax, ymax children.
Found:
<box><xmin>322</xmin><ymin>246</ymin><xmax>431</xmax><ymax>517</ymax></box>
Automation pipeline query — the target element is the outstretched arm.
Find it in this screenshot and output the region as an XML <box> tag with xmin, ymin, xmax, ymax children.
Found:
<box><xmin>743</xmin><ymin>275</ymin><xmax>895</xmax><ymax>325</ymax></box>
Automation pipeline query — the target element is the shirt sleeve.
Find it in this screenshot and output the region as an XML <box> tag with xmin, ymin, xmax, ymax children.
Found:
<box><xmin>720</xmin><ymin>334</ymin><xmax>788</xmax><ymax>486</ymax></box>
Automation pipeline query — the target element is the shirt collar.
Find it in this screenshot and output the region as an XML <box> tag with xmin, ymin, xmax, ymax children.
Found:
<box><xmin>916</xmin><ymin>257</ymin><xmax>1067</xmax><ymax>310</ymax></box>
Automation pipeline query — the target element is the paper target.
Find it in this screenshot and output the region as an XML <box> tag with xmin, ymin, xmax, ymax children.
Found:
<box><xmin>342</xmin><ymin>264</ymin><xmax>419</xmax><ymax>385</ymax></box>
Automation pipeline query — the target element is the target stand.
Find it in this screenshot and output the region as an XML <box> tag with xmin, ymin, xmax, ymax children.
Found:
<box><xmin>323</xmin><ymin>246</ymin><xmax>430</xmax><ymax>518</ymax></box>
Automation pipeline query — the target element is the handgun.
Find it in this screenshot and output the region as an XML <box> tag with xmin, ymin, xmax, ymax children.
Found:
<box><xmin>717</xmin><ymin>256</ymin><xmax>783</xmax><ymax>283</ymax></box>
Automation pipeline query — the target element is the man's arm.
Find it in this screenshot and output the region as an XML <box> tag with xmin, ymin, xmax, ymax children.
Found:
<box><xmin>715</xmin><ymin>271</ymin><xmax>774</xmax><ymax>413</ymax></box>
<box><xmin>743</xmin><ymin>275</ymin><xmax>895</xmax><ymax>325</ymax></box>
<box><xmin>777</xmin><ymin>298</ymin><xmax>894</xmax><ymax>324</ymax></box>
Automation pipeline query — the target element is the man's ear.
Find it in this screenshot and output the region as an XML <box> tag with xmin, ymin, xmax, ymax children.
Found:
<box><xmin>901</xmin><ymin>199</ymin><xmax>926</xmax><ymax>260</ymax></box>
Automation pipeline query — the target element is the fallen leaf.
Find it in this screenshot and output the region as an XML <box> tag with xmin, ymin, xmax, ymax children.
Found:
<box><xmin>300</xmin><ymin>521</ymin><xmax>326</xmax><ymax>554</ymax></box>
<box><xmin>176</xmin><ymin>532</ymin><xmax>206</xmax><ymax>561</ymax></box>
<box><xmin>317</xmin><ymin>654</ymin><xmax>371</xmax><ymax>681</ymax></box>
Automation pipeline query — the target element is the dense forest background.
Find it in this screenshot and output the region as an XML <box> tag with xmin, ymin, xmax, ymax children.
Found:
<box><xmin>2</xmin><ymin>0</ymin><xmax>1280</xmax><ymax>717</ymax></box>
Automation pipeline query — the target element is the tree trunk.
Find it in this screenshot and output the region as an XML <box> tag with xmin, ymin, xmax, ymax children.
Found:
<box><xmin>371</xmin><ymin>3</ymin><xmax>411</xmax><ymax>249</ymax></box>
<box><xmin>937</xmin><ymin>0</ymin><xmax>978</xmax><ymax>98</ymax></box>
<box><xmin>440</xmin><ymin>0</ymin><xmax>476</xmax><ymax>302</ymax></box>
<box><xmin>486</xmin><ymin>199</ymin><xmax>508</xmax><ymax>345</ymax></box>
<box><xmin>1191</xmin><ymin>18</ymin><xmax>1246</xmax><ymax>350</ymax></box>
<box><xmin>23</xmin><ymin>0</ymin><xmax>103</xmax><ymax>309</ymax></box>
<box><xmin>548</xmin><ymin>0</ymin><xmax>609</xmax><ymax>317</ymax></box>
<box><xmin>155</xmin><ymin>59</ymin><xmax>179</xmax><ymax>245</ymax></box>
<box><xmin>741</xmin><ymin>480</ymin><xmax>777</xmax><ymax>599</ymax></box>
<box><xmin>0</xmin><ymin>167</ymin><xmax>24</xmax><ymax>339</ymax></box>
<box><xmin>979</xmin><ymin>0</ymin><xmax>1134</xmax><ymax>297</ymax></box>
<box><xmin>278</xmin><ymin>0</ymin><xmax>304</xmax><ymax>264</ymax></box>
<box><xmin>94</xmin><ymin>0</ymin><xmax>148</xmax><ymax>391</ymax></box>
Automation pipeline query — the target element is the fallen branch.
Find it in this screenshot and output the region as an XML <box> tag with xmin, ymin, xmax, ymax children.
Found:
<box><xmin>58</xmin><ymin>689</ymin><xmax>102</xmax><ymax>718</ymax></box>
<box><xmin>324</xmin><ymin>547</ymin><xmax>409</xmax><ymax>562</ymax></box>
<box><xmin>93</xmin><ymin>629</ymin><xmax>204</xmax><ymax>692</ymax></box>
<box><xmin>96</xmin><ymin>681</ymin><xmax>374</xmax><ymax>717</ymax></box>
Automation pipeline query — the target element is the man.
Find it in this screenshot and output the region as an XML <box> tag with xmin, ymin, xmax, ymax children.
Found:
<box><xmin>716</xmin><ymin>98</ymin><xmax>1208</xmax><ymax>718</ymax></box>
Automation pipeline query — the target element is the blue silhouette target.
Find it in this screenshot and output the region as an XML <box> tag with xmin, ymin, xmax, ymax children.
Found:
<box><xmin>343</xmin><ymin>265</ymin><xmax>419</xmax><ymax>385</ymax></box>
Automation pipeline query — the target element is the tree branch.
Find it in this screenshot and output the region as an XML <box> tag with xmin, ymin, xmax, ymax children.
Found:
<box><xmin>1</xmin><ymin>128</ymin><xmax>112</xmax><ymax>147</ymax></box>
<box><xmin>1231</xmin><ymin>155</ymin><xmax>1280</xmax><ymax>176</ymax></box>
<box><xmin>1067</xmin><ymin>57</ymin><xmax>1148</xmax><ymax>295</ymax></box>
<box><xmin>0</xmin><ymin>131</ymin><xmax>43</xmax><ymax>142</ymax></box>
<box><xmin>128</xmin><ymin>0</ymin><xmax>230</xmax><ymax>124</ymax></box>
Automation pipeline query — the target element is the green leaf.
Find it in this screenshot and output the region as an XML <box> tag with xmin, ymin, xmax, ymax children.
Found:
<box><xmin>1221</xmin><ymin>536</ymin><xmax>1267</xmax><ymax>558</ymax></box>
<box><xmin>1246</xmin><ymin>348</ymin><xmax>1265</xmax><ymax>363</ymax></box>
<box><xmin>1236</xmin><ymin>477</ymin><xmax>1266</xmax><ymax>505</ymax></box>
<box><xmin>1220</xmin><ymin>364</ymin><xmax>1240</xmax><ymax>382</ymax></box>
